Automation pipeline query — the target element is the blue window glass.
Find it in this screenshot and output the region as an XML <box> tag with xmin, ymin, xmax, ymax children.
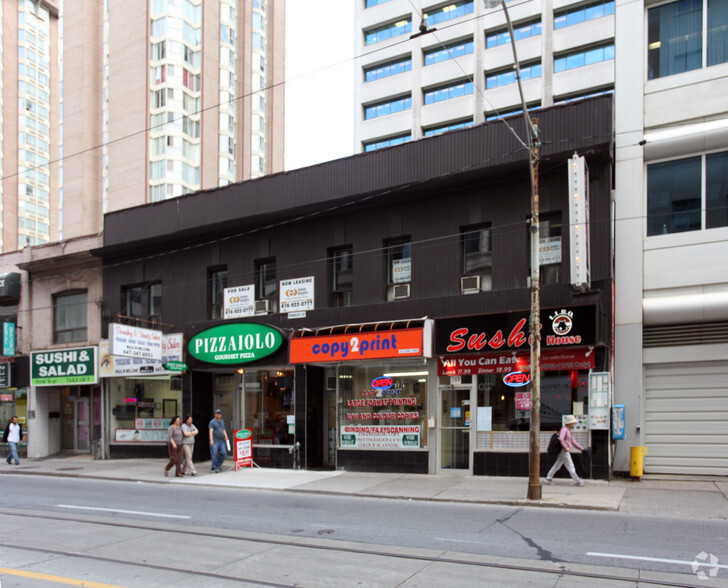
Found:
<box><xmin>365</xmin><ymin>0</ymin><xmax>391</xmax><ymax>6</ymax></box>
<box><xmin>708</xmin><ymin>0</ymin><xmax>728</xmax><ymax>66</ymax></box>
<box><xmin>424</xmin><ymin>80</ymin><xmax>473</xmax><ymax>104</ymax></box>
<box><xmin>364</xmin><ymin>135</ymin><xmax>412</xmax><ymax>151</ymax></box>
<box><xmin>365</xmin><ymin>18</ymin><xmax>412</xmax><ymax>45</ymax></box>
<box><xmin>486</xmin><ymin>21</ymin><xmax>542</xmax><ymax>48</ymax></box>
<box><xmin>554</xmin><ymin>0</ymin><xmax>614</xmax><ymax>29</ymax></box>
<box><xmin>424</xmin><ymin>39</ymin><xmax>474</xmax><ymax>65</ymax></box>
<box><xmin>648</xmin><ymin>0</ymin><xmax>702</xmax><ymax>79</ymax></box>
<box><xmin>424</xmin><ymin>1</ymin><xmax>474</xmax><ymax>26</ymax></box>
<box><xmin>424</xmin><ymin>121</ymin><xmax>473</xmax><ymax>136</ymax></box>
<box><xmin>364</xmin><ymin>96</ymin><xmax>412</xmax><ymax>119</ymax></box>
<box><xmin>647</xmin><ymin>156</ymin><xmax>702</xmax><ymax>235</ymax></box>
<box><xmin>706</xmin><ymin>151</ymin><xmax>728</xmax><ymax>228</ymax></box>
<box><xmin>554</xmin><ymin>45</ymin><xmax>614</xmax><ymax>72</ymax></box>
<box><xmin>486</xmin><ymin>63</ymin><xmax>541</xmax><ymax>89</ymax></box>
<box><xmin>364</xmin><ymin>57</ymin><xmax>412</xmax><ymax>82</ymax></box>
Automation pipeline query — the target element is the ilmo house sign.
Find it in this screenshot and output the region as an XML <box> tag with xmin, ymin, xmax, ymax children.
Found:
<box><xmin>188</xmin><ymin>323</ymin><xmax>283</xmax><ymax>365</ymax></box>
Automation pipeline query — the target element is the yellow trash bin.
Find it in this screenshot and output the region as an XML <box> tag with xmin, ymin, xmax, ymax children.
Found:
<box><xmin>630</xmin><ymin>446</ymin><xmax>647</xmax><ymax>479</ymax></box>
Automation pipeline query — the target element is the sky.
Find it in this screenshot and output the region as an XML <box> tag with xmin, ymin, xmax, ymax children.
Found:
<box><xmin>284</xmin><ymin>1</ymin><xmax>356</xmax><ymax>171</ymax></box>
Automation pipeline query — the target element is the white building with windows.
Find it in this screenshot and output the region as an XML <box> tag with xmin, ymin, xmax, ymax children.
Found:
<box><xmin>614</xmin><ymin>0</ymin><xmax>728</xmax><ymax>475</ymax></box>
<box><xmin>356</xmin><ymin>0</ymin><xmax>728</xmax><ymax>476</ymax></box>
<box><xmin>355</xmin><ymin>0</ymin><xmax>615</xmax><ymax>151</ymax></box>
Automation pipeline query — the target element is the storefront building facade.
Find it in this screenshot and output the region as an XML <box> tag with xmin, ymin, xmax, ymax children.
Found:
<box><xmin>96</xmin><ymin>96</ymin><xmax>614</xmax><ymax>475</ymax></box>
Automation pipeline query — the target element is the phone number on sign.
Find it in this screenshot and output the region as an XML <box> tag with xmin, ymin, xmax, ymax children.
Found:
<box><xmin>281</xmin><ymin>300</ymin><xmax>313</xmax><ymax>311</ymax></box>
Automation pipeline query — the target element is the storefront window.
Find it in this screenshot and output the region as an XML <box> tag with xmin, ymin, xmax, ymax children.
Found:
<box><xmin>109</xmin><ymin>376</ymin><xmax>181</xmax><ymax>443</ymax></box>
<box><xmin>475</xmin><ymin>373</ymin><xmax>586</xmax><ymax>431</ymax></box>
<box><xmin>244</xmin><ymin>368</ymin><xmax>294</xmax><ymax>445</ymax></box>
<box><xmin>338</xmin><ymin>362</ymin><xmax>428</xmax><ymax>449</ymax></box>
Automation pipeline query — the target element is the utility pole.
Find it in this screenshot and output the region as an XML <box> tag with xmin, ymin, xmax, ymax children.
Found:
<box><xmin>484</xmin><ymin>0</ymin><xmax>542</xmax><ymax>499</ymax></box>
<box><xmin>527</xmin><ymin>119</ymin><xmax>541</xmax><ymax>501</ymax></box>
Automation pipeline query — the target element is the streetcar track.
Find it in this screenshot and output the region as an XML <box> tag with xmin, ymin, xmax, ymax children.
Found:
<box><xmin>0</xmin><ymin>508</ymin><xmax>711</xmax><ymax>588</ymax></box>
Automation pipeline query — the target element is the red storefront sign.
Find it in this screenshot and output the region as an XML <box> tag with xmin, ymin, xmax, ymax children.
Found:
<box><xmin>234</xmin><ymin>429</ymin><xmax>254</xmax><ymax>470</ymax></box>
<box><xmin>438</xmin><ymin>348</ymin><xmax>594</xmax><ymax>376</ymax></box>
<box><xmin>290</xmin><ymin>328</ymin><xmax>423</xmax><ymax>363</ymax></box>
<box><xmin>515</xmin><ymin>392</ymin><xmax>532</xmax><ymax>410</ymax></box>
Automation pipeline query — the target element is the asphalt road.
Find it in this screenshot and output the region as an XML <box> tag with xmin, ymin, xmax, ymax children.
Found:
<box><xmin>0</xmin><ymin>475</ymin><xmax>726</xmax><ymax>586</ymax></box>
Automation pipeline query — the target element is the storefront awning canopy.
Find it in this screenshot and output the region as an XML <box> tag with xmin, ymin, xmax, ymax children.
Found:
<box><xmin>291</xmin><ymin>318</ymin><xmax>428</xmax><ymax>338</ymax></box>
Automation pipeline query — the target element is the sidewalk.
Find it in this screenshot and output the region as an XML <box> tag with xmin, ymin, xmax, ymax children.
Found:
<box><xmin>3</xmin><ymin>454</ymin><xmax>727</xmax><ymax>516</ymax></box>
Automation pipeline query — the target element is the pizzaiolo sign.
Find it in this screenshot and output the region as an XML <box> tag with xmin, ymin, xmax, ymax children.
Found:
<box><xmin>188</xmin><ymin>323</ymin><xmax>283</xmax><ymax>365</ymax></box>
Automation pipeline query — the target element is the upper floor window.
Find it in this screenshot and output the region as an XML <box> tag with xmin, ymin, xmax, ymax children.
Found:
<box><xmin>648</xmin><ymin>0</ymin><xmax>728</xmax><ymax>79</ymax></box>
<box><xmin>554</xmin><ymin>0</ymin><xmax>614</xmax><ymax>30</ymax></box>
<box><xmin>486</xmin><ymin>20</ymin><xmax>542</xmax><ymax>48</ymax></box>
<box><xmin>209</xmin><ymin>267</ymin><xmax>227</xmax><ymax>319</ymax></box>
<box><xmin>647</xmin><ymin>151</ymin><xmax>728</xmax><ymax>235</ymax></box>
<box><xmin>365</xmin><ymin>0</ymin><xmax>392</xmax><ymax>6</ymax></box>
<box><xmin>424</xmin><ymin>1</ymin><xmax>474</xmax><ymax>27</ymax></box>
<box><xmin>539</xmin><ymin>213</ymin><xmax>562</xmax><ymax>285</ymax></box>
<box><xmin>424</xmin><ymin>80</ymin><xmax>473</xmax><ymax>104</ymax></box>
<box><xmin>486</xmin><ymin>62</ymin><xmax>541</xmax><ymax>88</ymax></box>
<box><xmin>364</xmin><ymin>95</ymin><xmax>412</xmax><ymax>119</ymax></box>
<box><xmin>256</xmin><ymin>258</ymin><xmax>277</xmax><ymax>301</ymax></box>
<box><xmin>386</xmin><ymin>238</ymin><xmax>411</xmax><ymax>284</ymax></box>
<box><xmin>424</xmin><ymin>119</ymin><xmax>473</xmax><ymax>136</ymax></box>
<box><xmin>365</xmin><ymin>18</ymin><xmax>412</xmax><ymax>45</ymax></box>
<box><xmin>364</xmin><ymin>134</ymin><xmax>411</xmax><ymax>152</ymax></box>
<box><xmin>364</xmin><ymin>56</ymin><xmax>412</xmax><ymax>82</ymax></box>
<box><xmin>424</xmin><ymin>38</ymin><xmax>474</xmax><ymax>65</ymax></box>
<box><xmin>331</xmin><ymin>247</ymin><xmax>353</xmax><ymax>307</ymax></box>
<box><xmin>554</xmin><ymin>44</ymin><xmax>614</xmax><ymax>73</ymax></box>
<box><xmin>462</xmin><ymin>225</ymin><xmax>492</xmax><ymax>291</ymax></box>
<box><xmin>54</xmin><ymin>291</ymin><xmax>87</xmax><ymax>344</ymax></box>
<box><xmin>122</xmin><ymin>284</ymin><xmax>162</xmax><ymax>324</ymax></box>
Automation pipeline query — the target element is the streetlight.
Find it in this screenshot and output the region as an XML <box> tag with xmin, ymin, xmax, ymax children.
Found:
<box><xmin>483</xmin><ymin>0</ymin><xmax>542</xmax><ymax>500</ymax></box>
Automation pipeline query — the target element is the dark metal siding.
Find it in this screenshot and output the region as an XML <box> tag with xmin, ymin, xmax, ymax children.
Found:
<box><xmin>99</xmin><ymin>96</ymin><xmax>613</xmax><ymax>254</ymax></box>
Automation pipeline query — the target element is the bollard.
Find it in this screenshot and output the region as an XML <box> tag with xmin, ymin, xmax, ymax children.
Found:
<box><xmin>630</xmin><ymin>446</ymin><xmax>646</xmax><ymax>480</ymax></box>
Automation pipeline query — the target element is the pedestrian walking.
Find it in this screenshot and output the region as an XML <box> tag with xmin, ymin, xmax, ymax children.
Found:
<box><xmin>3</xmin><ymin>416</ymin><xmax>22</xmax><ymax>465</ymax></box>
<box><xmin>164</xmin><ymin>415</ymin><xmax>183</xmax><ymax>478</ymax></box>
<box><xmin>209</xmin><ymin>409</ymin><xmax>229</xmax><ymax>473</ymax></box>
<box><xmin>545</xmin><ymin>415</ymin><xmax>587</xmax><ymax>486</ymax></box>
<box><xmin>180</xmin><ymin>414</ymin><xmax>198</xmax><ymax>476</ymax></box>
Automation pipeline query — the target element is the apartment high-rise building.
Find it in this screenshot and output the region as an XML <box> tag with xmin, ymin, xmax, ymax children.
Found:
<box><xmin>355</xmin><ymin>0</ymin><xmax>614</xmax><ymax>151</ymax></box>
<box><xmin>1</xmin><ymin>0</ymin><xmax>285</xmax><ymax>252</ymax></box>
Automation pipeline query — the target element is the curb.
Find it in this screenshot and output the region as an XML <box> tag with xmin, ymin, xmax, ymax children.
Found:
<box><xmin>0</xmin><ymin>468</ymin><xmax>619</xmax><ymax>512</ymax></box>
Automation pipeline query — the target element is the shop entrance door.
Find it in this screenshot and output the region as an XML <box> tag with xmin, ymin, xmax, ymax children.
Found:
<box><xmin>61</xmin><ymin>394</ymin><xmax>91</xmax><ymax>453</ymax></box>
<box><xmin>213</xmin><ymin>373</ymin><xmax>237</xmax><ymax>446</ymax></box>
<box><xmin>438</xmin><ymin>387</ymin><xmax>472</xmax><ymax>473</ymax></box>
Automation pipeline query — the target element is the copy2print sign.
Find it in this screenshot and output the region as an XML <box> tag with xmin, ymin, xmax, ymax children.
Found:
<box><xmin>289</xmin><ymin>328</ymin><xmax>424</xmax><ymax>363</ymax></box>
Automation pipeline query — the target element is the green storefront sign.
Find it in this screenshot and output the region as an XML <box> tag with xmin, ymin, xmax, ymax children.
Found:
<box><xmin>188</xmin><ymin>323</ymin><xmax>283</xmax><ymax>365</ymax></box>
<box><xmin>31</xmin><ymin>346</ymin><xmax>98</xmax><ymax>386</ymax></box>
<box><xmin>402</xmin><ymin>434</ymin><xmax>419</xmax><ymax>447</ymax></box>
<box><xmin>340</xmin><ymin>434</ymin><xmax>356</xmax><ymax>446</ymax></box>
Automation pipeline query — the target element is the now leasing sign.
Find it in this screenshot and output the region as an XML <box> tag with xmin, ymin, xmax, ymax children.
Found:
<box><xmin>31</xmin><ymin>346</ymin><xmax>98</xmax><ymax>386</ymax></box>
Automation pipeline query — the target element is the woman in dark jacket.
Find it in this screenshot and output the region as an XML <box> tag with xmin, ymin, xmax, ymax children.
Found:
<box><xmin>164</xmin><ymin>415</ymin><xmax>183</xmax><ymax>477</ymax></box>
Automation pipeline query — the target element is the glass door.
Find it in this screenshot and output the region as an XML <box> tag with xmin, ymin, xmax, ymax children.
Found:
<box><xmin>439</xmin><ymin>387</ymin><xmax>472</xmax><ymax>472</ymax></box>
<box><xmin>77</xmin><ymin>398</ymin><xmax>90</xmax><ymax>451</ymax></box>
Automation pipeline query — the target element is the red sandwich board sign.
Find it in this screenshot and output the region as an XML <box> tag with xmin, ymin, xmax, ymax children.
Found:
<box><xmin>234</xmin><ymin>429</ymin><xmax>254</xmax><ymax>470</ymax></box>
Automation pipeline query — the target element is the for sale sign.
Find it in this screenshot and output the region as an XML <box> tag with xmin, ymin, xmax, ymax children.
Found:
<box><xmin>234</xmin><ymin>429</ymin><xmax>254</xmax><ymax>470</ymax></box>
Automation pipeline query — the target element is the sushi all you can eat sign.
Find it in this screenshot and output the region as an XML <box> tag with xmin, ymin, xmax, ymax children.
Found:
<box><xmin>31</xmin><ymin>346</ymin><xmax>98</xmax><ymax>386</ymax></box>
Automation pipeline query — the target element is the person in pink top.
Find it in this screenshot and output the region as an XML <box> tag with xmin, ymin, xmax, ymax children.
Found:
<box><xmin>545</xmin><ymin>415</ymin><xmax>586</xmax><ymax>486</ymax></box>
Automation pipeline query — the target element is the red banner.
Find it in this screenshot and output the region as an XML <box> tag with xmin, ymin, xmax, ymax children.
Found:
<box><xmin>438</xmin><ymin>348</ymin><xmax>595</xmax><ymax>376</ymax></box>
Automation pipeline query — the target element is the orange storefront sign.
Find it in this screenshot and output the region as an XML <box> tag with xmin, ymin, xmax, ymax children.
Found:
<box><xmin>289</xmin><ymin>328</ymin><xmax>424</xmax><ymax>363</ymax></box>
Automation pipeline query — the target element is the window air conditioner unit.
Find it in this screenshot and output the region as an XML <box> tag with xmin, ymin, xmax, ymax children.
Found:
<box><xmin>254</xmin><ymin>299</ymin><xmax>271</xmax><ymax>314</ymax></box>
<box><xmin>393</xmin><ymin>283</ymin><xmax>410</xmax><ymax>300</ymax></box>
<box><xmin>460</xmin><ymin>275</ymin><xmax>481</xmax><ymax>294</ymax></box>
